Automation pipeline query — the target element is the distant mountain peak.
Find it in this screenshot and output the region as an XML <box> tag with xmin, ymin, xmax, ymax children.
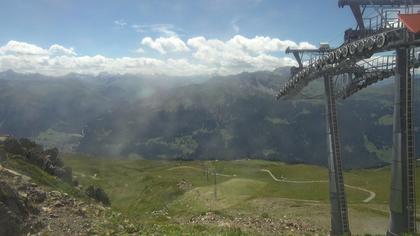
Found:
<box><xmin>0</xmin><ymin>69</ymin><xmax>18</xmax><ymax>75</ymax></box>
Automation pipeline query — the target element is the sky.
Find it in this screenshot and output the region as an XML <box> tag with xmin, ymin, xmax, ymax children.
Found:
<box><xmin>0</xmin><ymin>0</ymin><xmax>356</xmax><ymax>76</ymax></box>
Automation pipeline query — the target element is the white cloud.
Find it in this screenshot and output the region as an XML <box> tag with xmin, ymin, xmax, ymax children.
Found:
<box><xmin>0</xmin><ymin>40</ymin><xmax>48</xmax><ymax>55</ymax></box>
<box><xmin>114</xmin><ymin>19</ymin><xmax>127</xmax><ymax>28</ymax></box>
<box><xmin>49</xmin><ymin>44</ymin><xmax>77</xmax><ymax>56</ymax></box>
<box><xmin>186</xmin><ymin>35</ymin><xmax>310</xmax><ymax>74</ymax></box>
<box><xmin>226</xmin><ymin>35</ymin><xmax>316</xmax><ymax>54</ymax></box>
<box><xmin>141</xmin><ymin>36</ymin><xmax>189</xmax><ymax>54</ymax></box>
<box><xmin>297</xmin><ymin>42</ymin><xmax>317</xmax><ymax>50</ymax></box>
<box><xmin>0</xmin><ymin>40</ymin><xmax>199</xmax><ymax>76</ymax></box>
<box><xmin>131</xmin><ymin>24</ymin><xmax>179</xmax><ymax>37</ymax></box>
<box><xmin>0</xmin><ymin>36</ymin><xmax>315</xmax><ymax>76</ymax></box>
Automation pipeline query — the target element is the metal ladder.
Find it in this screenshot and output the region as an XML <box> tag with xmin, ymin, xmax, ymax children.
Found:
<box><xmin>331</xmin><ymin>85</ymin><xmax>350</xmax><ymax>234</ymax></box>
<box><xmin>389</xmin><ymin>48</ymin><xmax>417</xmax><ymax>235</ymax></box>
<box><xmin>325</xmin><ymin>76</ymin><xmax>350</xmax><ymax>235</ymax></box>
<box><xmin>405</xmin><ymin>53</ymin><xmax>416</xmax><ymax>232</ymax></box>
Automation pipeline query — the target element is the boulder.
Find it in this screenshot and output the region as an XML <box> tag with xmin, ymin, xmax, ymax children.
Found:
<box><xmin>85</xmin><ymin>185</ymin><xmax>110</xmax><ymax>206</ymax></box>
<box><xmin>44</xmin><ymin>148</ymin><xmax>63</xmax><ymax>167</ymax></box>
<box><xmin>28</xmin><ymin>189</ymin><xmax>47</xmax><ymax>204</ymax></box>
<box><xmin>52</xmin><ymin>167</ymin><xmax>73</xmax><ymax>183</ymax></box>
<box><xmin>26</xmin><ymin>148</ymin><xmax>45</xmax><ymax>167</ymax></box>
<box><xmin>40</xmin><ymin>156</ymin><xmax>55</xmax><ymax>174</ymax></box>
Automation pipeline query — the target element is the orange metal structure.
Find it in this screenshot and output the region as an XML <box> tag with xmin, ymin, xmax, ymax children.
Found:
<box><xmin>399</xmin><ymin>13</ymin><xmax>420</xmax><ymax>33</ymax></box>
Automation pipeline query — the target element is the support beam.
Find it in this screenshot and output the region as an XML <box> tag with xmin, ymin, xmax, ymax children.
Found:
<box><xmin>292</xmin><ymin>51</ymin><xmax>303</xmax><ymax>68</ymax></box>
<box><xmin>339</xmin><ymin>0</ymin><xmax>420</xmax><ymax>7</ymax></box>
<box><xmin>324</xmin><ymin>76</ymin><xmax>351</xmax><ymax>236</ymax></box>
<box><xmin>349</xmin><ymin>4</ymin><xmax>365</xmax><ymax>30</ymax></box>
<box><xmin>388</xmin><ymin>48</ymin><xmax>417</xmax><ymax>235</ymax></box>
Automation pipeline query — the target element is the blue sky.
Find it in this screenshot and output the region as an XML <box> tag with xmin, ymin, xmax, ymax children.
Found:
<box><xmin>0</xmin><ymin>0</ymin><xmax>356</xmax><ymax>76</ymax></box>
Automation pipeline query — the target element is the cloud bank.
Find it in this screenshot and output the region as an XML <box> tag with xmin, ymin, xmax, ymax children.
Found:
<box><xmin>0</xmin><ymin>36</ymin><xmax>315</xmax><ymax>76</ymax></box>
<box><xmin>141</xmin><ymin>37</ymin><xmax>189</xmax><ymax>54</ymax></box>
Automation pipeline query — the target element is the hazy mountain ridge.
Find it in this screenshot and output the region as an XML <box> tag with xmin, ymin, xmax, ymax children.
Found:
<box><xmin>0</xmin><ymin>69</ymin><xmax>418</xmax><ymax>168</ymax></box>
<box><xmin>76</xmin><ymin>70</ymin><xmax>419</xmax><ymax>168</ymax></box>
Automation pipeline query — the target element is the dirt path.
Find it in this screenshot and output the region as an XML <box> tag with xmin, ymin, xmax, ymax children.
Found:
<box><xmin>166</xmin><ymin>165</ymin><xmax>376</xmax><ymax>203</ymax></box>
<box><xmin>260</xmin><ymin>169</ymin><xmax>376</xmax><ymax>203</ymax></box>
<box><xmin>260</xmin><ymin>169</ymin><xmax>327</xmax><ymax>184</ymax></box>
<box><xmin>167</xmin><ymin>166</ymin><xmax>202</xmax><ymax>171</ymax></box>
<box><xmin>344</xmin><ymin>184</ymin><xmax>376</xmax><ymax>203</ymax></box>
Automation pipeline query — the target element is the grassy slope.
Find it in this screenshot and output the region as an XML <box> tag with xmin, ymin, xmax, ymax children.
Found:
<box><xmin>64</xmin><ymin>155</ymin><xmax>420</xmax><ymax>235</ymax></box>
<box><xmin>0</xmin><ymin>151</ymin><xmax>244</xmax><ymax>235</ymax></box>
<box><xmin>1</xmin><ymin>153</ymin><xmax>83</xmax><ymax>198</ymax></box>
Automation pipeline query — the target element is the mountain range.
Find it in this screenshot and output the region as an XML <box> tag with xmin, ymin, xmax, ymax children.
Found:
<box><xmin>0</xmin><ymin>69</ymin><xmax>418</xmax><ymax>169</ymax></box>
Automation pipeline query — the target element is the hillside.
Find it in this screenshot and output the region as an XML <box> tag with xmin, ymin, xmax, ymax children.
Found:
<box><xmin>0</xmin><ymin>136</ymin><xmax>333</xmax><ymax>235</ymax></box>
<box><xmin>0</xmin><ymin>70</ymin><xmax>419</xmax><ymax>168</ymax></box>
<box><xmin>0</xmin><ymin>137</ymin><xmax>142</xmax><ymax>235</ymax></box>
<box><xmin>1</xmin><ymin>136</ymin><xmax>419</xmax><ymax>235</ymax></box>
<box><xmin>63</xmin><ymin>154</ymin><xmax>420</xmax><ymax>235</ymax></box>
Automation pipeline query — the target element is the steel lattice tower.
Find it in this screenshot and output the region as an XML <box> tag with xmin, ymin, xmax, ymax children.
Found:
<box><xmin>277</xmin><ymin>1</ymin><xmax>420</xmax><ymax>235</ymax></box>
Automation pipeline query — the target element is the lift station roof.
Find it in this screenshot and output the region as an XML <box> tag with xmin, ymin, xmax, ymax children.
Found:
<box><xmin>399</xmin><ymin>13</ymin><xmax>420</xmax><ymax>33</ymax></box>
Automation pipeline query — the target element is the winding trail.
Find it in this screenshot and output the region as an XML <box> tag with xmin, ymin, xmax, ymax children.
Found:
<box><xmin>167</xmin><ymin>166</ymin><xmax>202</xmax><ymax>171</ymax></box>
<box><xmin>344</xmin><ymin>184</ymin><xmax>376</xmax><ymax>203</ymax></box>
<box><xmin>260</xmin><ymin>169</ymin><xmax>376</xmax><ymax>203</ymax></box>
<box><xmin>165</xmin><ymin>165</ymin><xmax>376</xmax><ymax>203</ymax></box>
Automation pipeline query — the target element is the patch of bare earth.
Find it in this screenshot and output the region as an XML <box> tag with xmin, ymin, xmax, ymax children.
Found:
<box><xmin>189</xmin><ymin>211</ymin><xmax>325</xmax><ymax>235</ymax></box>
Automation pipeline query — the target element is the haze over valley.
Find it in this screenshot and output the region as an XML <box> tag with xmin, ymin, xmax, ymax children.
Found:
<box><xmin>1</xmin><ymin>0</ymin><xmax>420</xmax><ymax>235</ymax></box>
<box><xmin>0</xmin><ymin>69</ymin><xmax>417</xmax><ymax>169</ymax></box>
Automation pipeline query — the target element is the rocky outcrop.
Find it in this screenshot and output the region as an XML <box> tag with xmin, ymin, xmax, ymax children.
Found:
<box><xmin>3</xmin><ymin>137</ymin><xmax>74</xmax><ymax>184</ymax></box>
<box><xmin>0</xmin><ymin>164</ymin><xmax>138</xmax><ymax>235</ymax></box>
<box><xmin>85</xmin><ymin>185</ymin><xmax>111</xmax><ymax>206</ymax></box>
<box><xmin>177</xmin><ymin>179</ymin><xmax>193</xmax><ymax>191</ymax></box>
<box><xmin>44</xmin><ymin>148</ymin><xmax>63</xmax><ymax>167</ymax></box>
<box><xmin>0</xmin><ymin>166</ymin><xmax>44</xmax><ymax>236</ymax></box>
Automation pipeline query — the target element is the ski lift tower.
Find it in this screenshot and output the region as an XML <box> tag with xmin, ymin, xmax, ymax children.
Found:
<box><xmin>277</xmin><ymin>0</ymin><xmax>420</xmax><ymax>235</ymax></box>
<box><xmin>285</xmin><ymin>45</ymin><xmax>351</xmax><ymax>236</ymax></box>
<box><xmin>338</xmin><ymin>1</ymin><xmax>420</xmax><ymax>234</ymax></box>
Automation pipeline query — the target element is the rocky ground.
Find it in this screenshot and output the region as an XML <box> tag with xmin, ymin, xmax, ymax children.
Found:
<box><xmin>0</xmin><ymin>168</ymin><xmax>326</xmax><ymax>236</ymax></box>
<box><xmin>0</xmin><ymin>164</ymin><xmax>141</xmax><ymax>236</ymax></box>
<box><xmin>188</xmin><ymin>211</ymin><xmax>325</xmax><ymax>236</ymax></box>
<box><xmin>0</xmin><ymin>136</ymin><xmax>332</xmax><ymax>235</ymax></box>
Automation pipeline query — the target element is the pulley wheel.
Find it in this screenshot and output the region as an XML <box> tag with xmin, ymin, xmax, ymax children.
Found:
<box><xmin>328</xmin><ymin>52</ymin><xmax>335</xmax><ymax>63</ymax></box>
<box><xmin>341</xmin><ymin>45</ymin><xmax>349</xmax><ymax>58</ymax></box>
<box><xmin>356</xmin><ymin>41</ymin><xmax>364</xmax><ymax>53</ymax></box>
<box><xmin>334</xmin><ymin>50</ymin><xmax>341</xmax><ymax>60</ymax></box>
<box><xmin>376</xmin><ymin>33</ymin><xmax>386</xmax><ymax>48</ymax></box>
<box><xmin>349</xmin><ymin>43</ymin><xmax>357</xmax><ymax>55</ymax></box>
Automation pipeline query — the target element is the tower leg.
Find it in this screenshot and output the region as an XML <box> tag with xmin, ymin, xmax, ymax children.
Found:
<box><xmin>388</xmin><ymin>48</ymin><xmax>416</xmax><ymax>235</ymax></box>
<box><xmin>324</xmin><ymin>76</ymin><xmax>351</xmax><ymax>236</ymax></box>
